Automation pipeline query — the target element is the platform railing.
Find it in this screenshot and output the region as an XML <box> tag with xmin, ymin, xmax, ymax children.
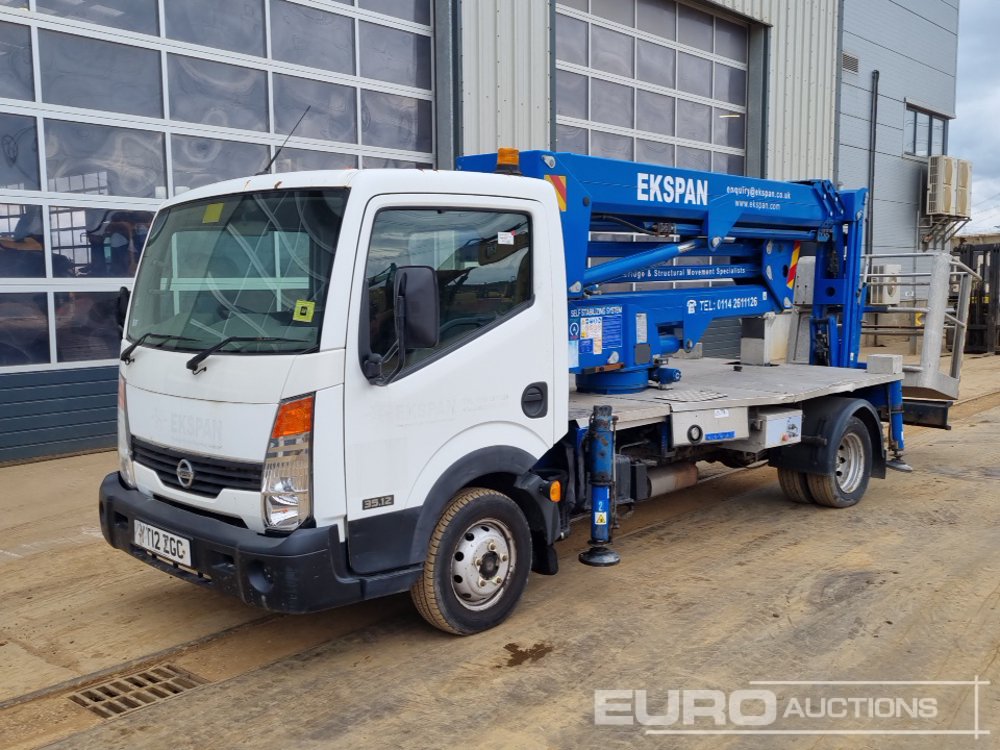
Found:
<box><xmin>862</xmin><ymin>252</ymin><xmax>980</xmax><ymax>398</ymax></box>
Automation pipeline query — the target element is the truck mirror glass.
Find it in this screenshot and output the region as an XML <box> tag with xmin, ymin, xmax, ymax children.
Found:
<box><xmin>396</xmin><ymin>265</ymin><xmax>439</xmax><ymax>350</ymax></box>
<box><xmin>116</xmin><ymin>286</ymin><xmax>130</xmax><ymax>330</ymax></box>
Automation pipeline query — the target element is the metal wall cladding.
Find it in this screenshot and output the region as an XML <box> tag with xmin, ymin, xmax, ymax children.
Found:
<box><xmin>460</xmin><ymin>0</ymin><xmax>840</xmax><ymax>181</ymax></box>
<box><xmin>714</xmin><ymin>0</ymin><xmax>840</xmax><ymax>181</ymax></box>
<box><xmin>837</xmin><ymin>0</ymin><xmax>959</xmax><ymax>263</ymax></box>
<box><xmin>460</xmin><ymin>0</ymin><xmax>552</xmax><ymax>154</ymax></box>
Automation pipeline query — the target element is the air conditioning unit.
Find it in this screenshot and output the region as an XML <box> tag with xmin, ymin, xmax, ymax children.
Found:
<box><xmin>869</xmin><ymin>263</ymin><xmax>901</xmax><ymax>306</ymax></box>
<box><xmin>927</xmin><ymin>155</ymin><xmax>973</xmax><ymax>218</ymax></box>
<box><xmin>956</xmin><ymin>158</ymin><xmax>972</xmax><ymax>217</ymax></box>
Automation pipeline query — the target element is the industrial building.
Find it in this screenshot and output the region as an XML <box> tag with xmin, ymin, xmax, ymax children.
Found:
<box><xmin>0</xmin><ymin>0</ymin><xmax>960</xmax><ymax>462</ymax></box>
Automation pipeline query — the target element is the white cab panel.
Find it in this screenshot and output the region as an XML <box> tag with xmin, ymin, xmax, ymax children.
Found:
<box><xmin>342</xmin><ymin>192</ymin><xmax>562</xmax><ymax>527</ymax></box>
<box><xmin>312</xmin><ymin>384</ymin><xmax>347</xmax><ymax>531</ymax></box>
<box><xmin>127</xmin><ymin>383</ymin><xmax>276</xmax><ymax>462</ymax></box>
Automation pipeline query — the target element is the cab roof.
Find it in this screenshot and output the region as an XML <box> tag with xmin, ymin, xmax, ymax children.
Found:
<box><xmin>158</xmin><ymin>168</ymin><xmax>557</xmax><ymax>210</ymax></box>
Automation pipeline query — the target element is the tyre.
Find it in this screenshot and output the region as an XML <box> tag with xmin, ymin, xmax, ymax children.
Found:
<box><xmin>777</xmin><ymin>467</ymin><xmax>813</xmax><ymax>504</ymax></box>
<box><xmin>411</xmin><ymin>487</ymin><xmax>532</xmax><ymax>635</ymax></box>
<box><xmin>806</xmin><ymin>416</ymin><xmax>872</xmax><ymax>508</ymax></box>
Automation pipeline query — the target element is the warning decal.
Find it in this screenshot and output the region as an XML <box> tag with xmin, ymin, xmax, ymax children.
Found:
<box><xmin>581</xmin><ymin>316</ymin><xmax>603</xmax><ymax>355</ymax></box>
<box><xmin>786</xmin><ymin>241</ymin><xmax>800</xmax><ymax>289</ymax></box>
<box><xmin>545</xmin><ymin>174</ymin><xmax>568</xmax><ymax>211</ymax></box>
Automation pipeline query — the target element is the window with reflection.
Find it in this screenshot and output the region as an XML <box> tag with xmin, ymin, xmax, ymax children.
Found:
<box><xmin>713</xmin><ymin>152</ymin><xmax>744</xmax><ymax>175</ymax></box>
<box><xmin>273</xmin><ymin>75</ymin><xmax>356</xmax><ymax>143</ymax></box>
<box><xmin>556</xmin><ymin>13</ymin><xmax>587</xmax><ymax>65</ymax></box>
<box><xmin>0</xmin><ymin>292</ymin><xmax>49</xmax><ymax>366</ymax></box>
<box><xmin>0</xmin><ymin>113</ymin><xmax>39</xmax><ymax>191</ymax></box>
<box><xmin>54</xmin><ymin>291</ymin><xmax>120</xmax><ymax>362</ymax></box>
<box><xmin>274</xmin><ymin>148</ymin><xmax>356</xmax><ymax>173</ymax></box>
<box><xmin>0</xmin><ymin>21</ymin><xmax>34</xmax><ymax>101</ymax></box>
<box><xmin>359</xmin><ymin>22</ymin><xmax>432</xmax><ymax>89</ymax></box>
<box><xmin>270</xmin><ymin>0</ymin><xmax>354</xmax><ymax>75</ymax></box>
<box><xmin>904</xmin><ymin>106</ymin><xmax>947</xmax><ymax>157</ymax></box>
<box><xmin>556</xmin><ymin>70</ymin><xmax>587</xmax><ymax>120</ymax></box>
<box><xmin>165</xmin><ymin>0</ymin><xmax>265</xmax><ymax>56</ymax></box>
<box><xmin>637</xmin><ymin>139</ymin><xmax>674</xmax><ymax>166</ymax></box>
<box><xmin>0</xmin><ymin>204</ymin><xmax>45</xmax><ymax>277</ymax></box>
<box><xmin>591</xmin><ymin>79</ymin><xmax>633</xmax><ymax>128</ymax></box>
<box><xmin>591</xmin><ymin>131</ymin><xmax>633</xmax><ymax>160</ymax></box>
<box><xmin>364</xmin><ymin>209</ymin><xmax>531</xmax><ymax>367</ymax></box>
<box><xmin>591</xmin><ymin>26</ymin><xmax>633</xmax><ymax>78</ymax></box>
<box><xmin>172</xmin><ymin>136</ymin><xmax>268</xmax><ymax>192</ymax></box>
<box><xmin>45</xmin><ymin>120</ymin><xmax>166</xmax><ymax>198</ymax></box>
<box><xmin>363</xmin><ymin>157</ymin><xmax>433</xmax><ymax>169</ymax></box>
<box><xmin>636</xmin><ymin>91</ymin><xmax>674</xmax><ymax>137</ymax></box>
<box><xmin>40</xmin><ymin>31</ymin><xmax>162</xmax><ymax>118</ymax></box>
<box><xmin>556</xmin><ymin>124</ymin><xmax>588</xmax><ymax>154</ymax></box>
<box><xmin>677</xmin><ymin>145</ymin><xmax>711</xmax><ymax>171</ymax></box>
<box><xmin>360</xmin><ymin>91</ymin><xmax>432</xmax><ymax>153</ymax></box>
<box><xmin>713</xmin><ymin>109</ymin><xmax>745</xmax><ymax>149</ymax></box>
<box><xmin>168</xmin><ymin>55</ymin><xmax>268</xmax><ymax>132</ymax></box>
<box><xmin>637</xmin><ymin>0</ymin><xmax>676</xmax><ymax>40</ymax></box>
<box><xmin>37</xmin><ymin>0</ymin><xmax>158</xmax><ymax>35</ymax></box>
<box><xmin>359</xmin><ymin>0</ymin><xmax>430</xmax><ymax>25</ymax></box>
<box><xmin>49</xmin><ymin>206</ymin><xmax>154</xmax><ymax>278</ymax></box>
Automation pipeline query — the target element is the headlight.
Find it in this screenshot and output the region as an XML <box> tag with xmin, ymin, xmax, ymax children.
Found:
<box><xmin>263</xmin><ymin>394</ymin><xmax>314</xmax><ymax>531</ymax></box>
<box><xmin>118</xmin><ymin>375</ymin><xmax>136</xmax><ymax>488</ymax></box>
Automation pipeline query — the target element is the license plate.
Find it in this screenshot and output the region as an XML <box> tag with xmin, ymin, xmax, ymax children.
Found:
<box><xmin>133</xmin><ymin>520</ymin><xmax>192</xmax><ymax>566</ymax></box>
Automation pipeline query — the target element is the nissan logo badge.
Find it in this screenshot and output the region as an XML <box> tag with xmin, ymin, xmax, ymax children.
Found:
<box><xmin>176</xmin><ymin>458</ymin><xmax>195</xmax><ymax>488</ymax></box>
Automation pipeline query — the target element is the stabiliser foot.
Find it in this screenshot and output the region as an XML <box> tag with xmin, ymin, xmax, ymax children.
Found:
<box><xmin>886</xmin><ymin>458</ymin><xmax>913</xmax><ymax>473</ymax></box>
<box><xmin>579</xmin><ymin>545</ymin><xmax>621</xmax><ymax>567</ymax></box>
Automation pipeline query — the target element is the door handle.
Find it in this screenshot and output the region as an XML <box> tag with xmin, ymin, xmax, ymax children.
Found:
<box><xmin>521</xmin><ymin>382</ymin><xmax>548</xmax><ymax>418</ymax></box>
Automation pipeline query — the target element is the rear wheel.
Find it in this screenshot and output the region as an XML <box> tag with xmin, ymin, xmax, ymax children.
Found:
<box><xmin>411</xmin><ymin>487</ymin><xmax>531</xmax><ymax>635</ymax></box>
<box><xmin>777</xmin><ymin>467</ymin><xmax>813</xmax><ymax>504</ymax></box>
<box><xmin>806</xmin><ymin>416</ymin><xmax>872</xmax><ymax>508</ymax></box>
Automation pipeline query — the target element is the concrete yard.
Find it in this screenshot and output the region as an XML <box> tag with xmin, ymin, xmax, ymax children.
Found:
<box><xmin>1</xmin><ymin>357</ymin><xmax>998</xmax><ymax>749</ymax></box>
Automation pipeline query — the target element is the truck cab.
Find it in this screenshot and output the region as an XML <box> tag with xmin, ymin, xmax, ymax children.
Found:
<box><xmin>101</xmin><ymin>168</ymin><xmax>568</xmax><ymax>632</ymax></box>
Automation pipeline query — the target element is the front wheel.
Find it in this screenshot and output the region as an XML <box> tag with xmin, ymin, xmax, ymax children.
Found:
<box><xmin>411</xmin><ymin>487</ymin><xmax>532</xmax><ymax>635</ymax></box>
<box><xmin>806</xmin><ymin>416</ymin><xmax>872</xmax><ymax>508</ymax></box>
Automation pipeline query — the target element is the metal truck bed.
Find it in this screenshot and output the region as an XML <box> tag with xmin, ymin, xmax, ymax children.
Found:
<box><xmin>568</xmin><ymin>358</ymin><xmax>900</xmax><ymax>428</ymax></box>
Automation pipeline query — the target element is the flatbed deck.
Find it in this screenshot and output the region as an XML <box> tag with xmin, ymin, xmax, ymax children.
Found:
<box><xmin>569</xmin><ymin>358</ymin><xmax>900</xmax><ymax>428</ymax></box>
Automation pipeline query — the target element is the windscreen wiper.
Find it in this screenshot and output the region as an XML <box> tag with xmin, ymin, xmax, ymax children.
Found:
<box><xmin>185</xmin><ymin>336</ymin><xmax>306</xmax><ymax>374</ymax></box>
<box><xmin>120</xmin><ymin>332</ymin><xmax>197</xmax><ymax>364</ymax></box>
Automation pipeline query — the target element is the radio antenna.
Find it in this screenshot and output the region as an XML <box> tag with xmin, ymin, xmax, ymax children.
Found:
<box><xmin>256</xmin><ymin>105</ymin><xmax>311</xmax><ymax>176</ymax></box>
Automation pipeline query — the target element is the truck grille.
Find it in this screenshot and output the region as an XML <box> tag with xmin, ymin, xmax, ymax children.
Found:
<box><xmin>132</xmin><ymin>438</ymin><xmax>262</xmax><ymax>498</ymax></box>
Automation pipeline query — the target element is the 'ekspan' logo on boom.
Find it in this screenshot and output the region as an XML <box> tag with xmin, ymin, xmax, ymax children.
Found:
<box><xmin>636</xmin><ymin>172</ymin><xmax>709</xmax><ymax>206</ymax></box>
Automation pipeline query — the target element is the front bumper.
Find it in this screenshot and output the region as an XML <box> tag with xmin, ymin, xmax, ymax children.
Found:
<box><xmin>99</xmin><ymin>472</ymin><xmax>420</xmax><ymax>613</ymax></box>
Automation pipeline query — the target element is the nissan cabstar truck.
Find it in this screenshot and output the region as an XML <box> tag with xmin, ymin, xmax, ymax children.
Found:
<box><xmin>100</xmin><ymin>149</ymin><xmax>911</xmax><ymax>634</ymax></box>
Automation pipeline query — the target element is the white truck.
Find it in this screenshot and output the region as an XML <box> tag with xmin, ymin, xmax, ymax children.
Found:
<box><xmin>100</xmin><ymin>150</ymin><xmax>909</xmax><ymax>634</ymax></box>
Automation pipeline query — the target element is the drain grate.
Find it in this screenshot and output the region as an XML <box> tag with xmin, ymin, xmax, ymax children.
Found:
<box><xmin>69</xmin><ymin>664</ymin><xmax>207</xmax><ymax>718</ymax></box>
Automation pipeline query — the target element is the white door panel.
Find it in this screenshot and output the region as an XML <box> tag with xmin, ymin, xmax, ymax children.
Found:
<box><xmin>343</xmin><ymin>194</ymin><xmax>557</xmax><ymax>524</ymax></box>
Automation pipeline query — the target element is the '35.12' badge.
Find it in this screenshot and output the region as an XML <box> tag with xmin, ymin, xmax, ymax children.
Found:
<box><xmin>362</xmin><ymin>495</ymin><xmax>394</xmax><ymax>511</ymax></box>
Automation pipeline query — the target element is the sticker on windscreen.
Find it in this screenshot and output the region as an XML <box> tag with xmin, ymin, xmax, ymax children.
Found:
<box><xmin>202</xmin><ymin>203</ymin><xmax>224</xmax><ymax>224</ymax></box>
<box><xmin>293</xmin><ymin>300</ymin><xmax>316</xmax><ymax>322</ymax></box>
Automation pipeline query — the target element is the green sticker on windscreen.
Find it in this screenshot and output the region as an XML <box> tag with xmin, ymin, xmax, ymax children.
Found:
<box><xmin>293</xmin><ymin>300</ymin><xmax>315</xmax><ymax>323</ymax></box>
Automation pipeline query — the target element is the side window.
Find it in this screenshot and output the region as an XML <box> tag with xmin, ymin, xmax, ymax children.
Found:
<box><xmin>364</xmin><ymin>208</ymin><xmax>532</xmax><ymax>364</ymax></box>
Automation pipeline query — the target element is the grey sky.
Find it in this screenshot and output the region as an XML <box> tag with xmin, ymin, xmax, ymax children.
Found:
<box><xmin>950</xmin><ymin>0</ymin><xmax>1000</xmax><ymax>232</ymax></box>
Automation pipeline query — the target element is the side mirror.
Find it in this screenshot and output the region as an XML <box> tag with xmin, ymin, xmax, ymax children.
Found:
<box><xmin>395</xmin><ymin>265</ymin><xmax>439</xmax><ymax>350</ymax></box>
<box><xmin>116</xmin><ymin>286</ymin><xmax>130</xmax><ymax>330</ymax></box>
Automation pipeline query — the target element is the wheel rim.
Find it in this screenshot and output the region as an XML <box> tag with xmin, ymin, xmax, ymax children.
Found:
<box><xmin>450</xmin><ymin>517</ymin><xmax>515</xmax><ymax>611</ymax></box>
<box><xmin>835</xmin><ymin>431</ymin><xmax>866</xmax><ymax>494</ymax></box>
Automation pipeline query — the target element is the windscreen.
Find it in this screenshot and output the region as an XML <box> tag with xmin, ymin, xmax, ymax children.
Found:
<box><xmin>127</xmin><ymin>189</ymin><xmax>346</xmax><ymax>354</ymax></box>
